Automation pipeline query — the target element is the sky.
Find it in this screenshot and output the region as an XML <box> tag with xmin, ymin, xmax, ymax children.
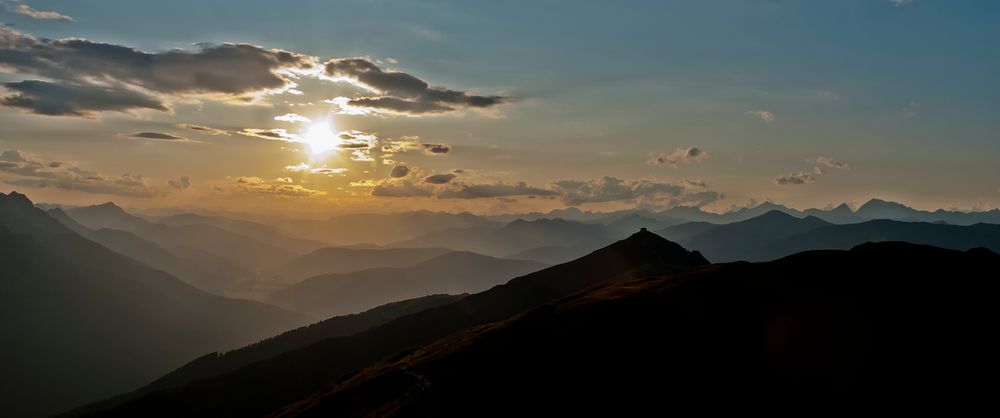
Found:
<box><xmin>1</xmin><ymin>0</ymin><xmax>998</xmax><ymax>216</ymax></box>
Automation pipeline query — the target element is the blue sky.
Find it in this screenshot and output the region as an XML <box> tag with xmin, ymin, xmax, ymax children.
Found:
<box><xmin>1</xmin><ymin>0</ymin><xmax>998</xmax><ymax>214</ymax></box>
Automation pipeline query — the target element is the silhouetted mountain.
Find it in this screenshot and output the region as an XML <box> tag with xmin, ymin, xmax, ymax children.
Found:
<box><xmin>48</xmin><ymin>209</ymin><xmax>255</xmax><ymax>295</ymax></box>
<box><xmin>73</xmin><ymin>229</ymin><xmax>708</xmax><ymax>417</ymax></box>
<box><xmin>271</xmin><ymin>242</ymin><xmax>999</xmax><ymax>416</ymax></box>
<box><xmin>274</xmin><ymin>210</ymin><xmax>499</xmax><ymax>246</ymax></box>
<box><xmin>655</xmin><ymin>220</ymin><xmax>718</xmax><ymax>242</ymax></box>
<box><xmin>855</xmin><ymin>198</ymin><xmax>921</xmax><ymax>221</ymax></box>
<box><xmin>153</xmin><ymin>213</ymin><xmax>328</xmax><ymax>254</ymax></box>
<box><xmin>66</xmin><ymin>294</ymin><xmax>465</xmax><ymax>417</ymax></box>
<box><xmin>271</xmin><ymin>247</ymin><xmax>452</xmax><ymax>282</ymax></box>
<box><xmin>66</xmin><ymin>202</ymin><xmax>297</xmax><ymax>270</ymax></box>
<box><xmin>0</xmin><ymin>192</ymin><xmax>306</xmax><ymax>418</ymax></box>
<box><xmin>680</xmin><ymin>211</ymin><xmax>831</xmax><ymax>261</ymax></box>
<box><xmin>853</xmin><ymin>198</ymin><xmax>1000</xmax><ymax>225</ymax></box>
<box><xmin>802</xmin><ymin>203</ymin><xmax>861</xmax><ymax>224</ymax></box>
<box><xmin>391</xmin><ymin>218</ymin><xmax>617</xmax><ymax>257</ymax></box>
<box><xmin>269</xmin><ymin>251</ymin><xmax>547</xmax><ymax>317</ymax></box>
<box><xmin>753</xmin><ymin>219</ymin><xmax>1000</xmax><ymax>261</ymax></box>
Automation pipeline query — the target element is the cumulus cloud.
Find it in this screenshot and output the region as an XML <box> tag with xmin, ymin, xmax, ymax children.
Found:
<box><xmin>746</xmin><ymin>110</ymin><xmax>775</xmax><ymax>123</ymax></box>
<box><xmin>323</xmin><ymin>57</ymin><xmax>507</xmax><ymax>115</ymax></box>
<box><xmin>390</xmin><ymin>165</ymin><xmax>411</xmax><ymax>178</ymax></box>
<box><xmin>274</xmin><ymin>113</ymin><xmax>311</xmax><ymax>123</ymax></box>
<box><xmin>127</xmin><ymin>131</ymin><xmax>192</xmax><ymax>142</ymax></box>
<box><xmin>423</xmin><ymin>143</ymin><xmax>451</xmax><ymax>155</ymax></box>
<box><xmin>551</xmin><ymin>176</ymin><xmax>720</xmax><ymax>208</ymax></box>
<box><xmin>0</xmin><ymin>149</ymin><xmax>163</xmax><ymax>197</ymax></box>
<box><xmin>231</xmin><ymin>176</ymin><xmax>325</xmax><ymax>197</ymax></box>
<box><xmin>1</xmin><ymin>80</ymin><xmax>167</xmax><ymax>117</ymax></box>
<box><xmin>774</xmin><ymin>171</ymin><xmax>816</xmax><ymax>185</ymax></box>
<box><xmin>168</xmin><ymin>176</ymin><xmax>191</xmax><ymax>190</ymax></box>
<box><xmin>424</xmin><ymin>173</ymin><xmax>457</xmax><ymax>184</ymax></box>
<box><xmin>13</xmin><ymin>4</ymin><xmax>74</xmax><ymax>21</ymax></box>
<box><xmin>648</xmin><ymin>146</ymin><xmax>709</xmax><ymax>167</ymax></box>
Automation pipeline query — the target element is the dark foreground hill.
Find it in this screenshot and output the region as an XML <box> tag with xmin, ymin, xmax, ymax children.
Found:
<box><xmin>0</xmin><ymin>192</ymin><xmax>306</xmax><ymax>417</ymax></box>
<box><xmin>69</xmin><ymin>229</ymin><xmax>709</xmax><ymax>417</ymax></box>
<box><xmin>274</xmin><ymin>242</ymin><xmax>999</xmax><ymax>417</ymax></box>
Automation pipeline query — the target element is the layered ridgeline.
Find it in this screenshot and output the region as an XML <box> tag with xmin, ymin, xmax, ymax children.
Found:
<box><xmin>68</xmin><ymin>229</ymin><xmax>709</xmax><ymax>417</ymax></box>
<box><xmin>273</xmin><ymin>242</ymin><xmax>1000</xmax><ymax>416</ymax></box>
<box><xmin>660</xmin><ymin>210</ymin><xmax>1000</xmax><ymax>262</ymax></box>
<box><xmin>269</xmin><ymin>247</ymin><xmax>453</xmax><ymax>282</ymax></box>
<box><xmin>0</xmin><ymin>192</ymin><xmax>307</xmax><ymax>418</ymax></box>
<box><xmin>269</xmin><ymin>252</ymin><xmax>548</xmax><ymax>318</ymax></box>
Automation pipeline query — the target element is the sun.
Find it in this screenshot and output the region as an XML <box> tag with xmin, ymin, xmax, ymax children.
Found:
<box><xmin>301</xmin><ymin>121</ymin><xmax>340</xmax><ymax>155</ymax></box>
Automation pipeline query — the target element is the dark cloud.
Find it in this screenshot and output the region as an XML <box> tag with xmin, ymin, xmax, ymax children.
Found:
<box><xmin>168</xmin><ymin>176</ymin><xmax>191</xmax><ymax>190</ymax></box>
<box><xmin>390</xmin><ymin>165</ymin><xmax>411</xmax><ymax>178</ymax></box>
<box><xmin>815</xmin><ymin>156</ymin><xmax>849</xmax><ymax>170</ymax></box>
<box><xmin>324</xmin><ymin>57</ymin><xmax>507</xmax><ymax>115</ymax></box>
<box><xmin>423</xmin><ymin>143</ymin><xmax>451</xmax><ymax>155</ymax></box>
<box><xmin>774</xmin><ymin>171</ymin><xmax>816</xmax><ymax>185</ymax></box>
<box><xmin>648</xmin><ymin>146</ymin><xmax>709</xmax><ymax>167</ymax></box>
<box><xmin>550</xmin><ymin>176</ymin><xmax>719</xmax><ymax>208</ymax></box>
<box><xmin>0</xmin><ymin>149</ymin><xmax>163</xmax><ymax>197</ymax></box>
<box><xmin>436</xmin><ymin>181</ymin><xmax>555</xmax><ymax>199</ymax></box>
<box><xmin>177</xmin><ymin>124</ymin><xmax>231</xmax><ymax>136</ymax></box>
<box><xmin>128</xmin><ymin>132</ymin><xmax>189</xmax><ymax>141</ymax></box>
<box><xmin>371</xmin><ymin>179</ymin><xmax>434</xmax><ymax>198</ymax></box>
<box><xmin>424</xmin><ymin>173</ymin><xmax>457</xmax><ymax>184</ymax></box>
<box><xmin>13</xmin><ymin>4</ymin><xmax>73</xmax><ymax>21</ymax></box>
<box><xmin>1</xmin><ymin>80</ymin><xmax>167</xmax><ymax>117</ymax></box>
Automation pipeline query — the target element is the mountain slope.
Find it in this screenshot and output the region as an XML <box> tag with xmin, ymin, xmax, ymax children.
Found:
<box><xmin>269</xmin><ymin>252</ymin><xmax>547</xmax><ymax>317</ymax></box>
<box><xmin>66</xmin><ymin>294</ymin><xmax>465</xmax><ymax>417</ymax></box>
<box><xmin>274</xmin><ymin>242</ymin><xmax>999</xmax><ymax>416</ymax></box>
<box><xmin>74</xmin><ymin>229</ymin><xmax>708</xmax><ymax>417</ymax></box>
<box><xmin>680</xmin><ymin>210</ymin><xmax>831</xmax><ymax>261</ymax></box>
<box><xmin>274</xmin><ymin>211</ymin><xmax>499</xmax><ymax>246</ymax></box>
<box><xmin>153</xmin><ymin>213</ymin><xmax>328</xmax><ymax>254</ymax></box>
<box><xmin>271</xmin><ymin>247</ymin><xmax>452</xmax><ymax>282</ymax></box>
<box><xmin>0</xmin><ymin>192</ymin><xmax>306</xmax><ymax>418</ymax></box>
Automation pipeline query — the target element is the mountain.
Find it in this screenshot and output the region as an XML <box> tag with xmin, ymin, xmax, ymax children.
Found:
<box><xmin>680</xmin><ymin>211</ymin><xmax>832</xmax><ymax>261</ymax></box>
<box><xmin>0</xmin><ymin>192</ymin><xmax>306</xmax><ymax>418</ymax></box>
<box><xmin>274</xmin><ymin>210</ymin><xmax>499</xmax><ymax>246</ymax></box>
<box><xmin>269</xmin><ymin>251</ymin><xmax>547</xmax><ymax>317</ymax></box>
<box><xmin>152</xmin><ymin>213</ymin><xmax>328</xmax><ymax>254</ymax></box>
<box><xmin>854</xmin><ymin>198</ymin><xmax>1000</xmax><ymax>225</ymax></box>
<box><xmin>48</xmin><ymin>209</ymin><xmax>255</xmax><ymax>295</ymax></box>
<box><xmin>270</xmin><ymin>247</ymin><xmax>452</xmax><ymax>282</ymax></box>
<box><xmin>803</xmin><ymin>203</ymin><xmax>862</xmax><ymax>224</ymax></box>
<box><xmin>67</xmin><ymin>294</ymin><xmax>465</xmax><ymax>417</ymax></box>
<box><xmin>66</xmin><ymin>203</ymin><xmax>298</xmax><ymax>270</ymax></box>
<box><xmin>655</xmin><ymin>220</ymin><xmax>718</xmax><ymax>242</ymax></box>
<box><xmin>271</xmin><ymin>242</ymin><xmax>1000</xmax><ymax>416</ymax></box>
<box><xmin>72</xmin><ymin>229</ymin><xmax>709</xmax><ymax>417</ymax></box>
<box><xmin>391</xmin><ymin>218</ymin><xmax>617</xmax><ymax>257</ymax></box>
<box><xmin>854</xmin><ymin>198</ymin><xmax>922</xmax><ymax>221</ymax></box>
<box><xmin>753</xmin><ymin>219</ymin><xmax>1000</xmax><ymax>261</ymax></box>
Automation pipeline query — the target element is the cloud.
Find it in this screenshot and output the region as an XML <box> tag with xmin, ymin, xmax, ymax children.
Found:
<box><xmin>815</xmin><ymin>156</ymin><xmax>849</xmax><ymax>170</ymax></box>
<box><xmin>274</xmin><ymin>113</ymin><xmax>311</xmax><ymax>123</ymax></box>
<box><xmin>13</xmin><ymin>4</ymin><xmax>73</xmax><ymax>21</ymax></box>
<box><xmin>127</xmin><ymin>131</ymin><xmax>191</xmax><ymax>142</ymax></box>
<box><xmin>236</xmin><ymin>128</ymin><xmax>298</xmax><ymax>142</ymax></box>
<box><xmin>683</xmin><ymin>179</ymin><xmax>707</xmax><ymax>188</ymax></box>
<box><xmin>0</xmin><ymin>26</ymin><xmax>316</xmax><ymax>117</ymax></box>
<box><xmin>423</xmin><ymin>173</ymin><xmax>457</xmax><ymax>184</ymax></box>
<box><xmin>1</xmin><ymin>80</ymin><xmax>167</xmax><ymax>117</ymax></box>
<box><xmin>437</xmin><ymin>181</ymin><xmax>555</xmax><ymax>199</ymax></box>
<box><xmin>231</xmin><ymin>176</ymin><xmax>325</xmax><ymax>197</ymax></box>
<box><xmin>423</xmin><ymin>143</ymin><xmax>451</xmax><ymax>155</ymax></box>
<box><xmin>0</xmin><ymin>149</ymin><xmax>163</xmax><ymax>197</ymax></box>
<box><xmin>745</xmin><ymin>110</ymin><xmax>775</xmax><ymax>123</ymax></box>
<box><xmin>774</xmin><ymin>171</ymin><xmax>816</xmax><ymax>185</ymax></box>
<box><xmin>168</xmin><ymin>176</ymin><xmax>191</xmax><ymax>190</ymax></box>
<box><xmin>551</xmin><ymin>176</ymin><xmax>721</xmax><ymax>208</ymax></box>
<box><xmin>178</xmin><ymin>124</ymin><xmax>231</xmax><ymax>136</ymax></box>
<box><xmin>648</xmin><ymin>146</ymin><xmax>709</xmax><ymax>167</ymax></box>
<box><xmin>323</xmin><ymin>57</ymin><xmax>507</xmax><ymax>115</ymax></box>
<box><xmin>390</xmin><ymin>165</ymin><xmax>411</xmax><ymax>178</ymax></box>
<box><xmin>889</xmin><ymin>0</ymin><xmax>913</xmax><ymax>6</ymax></box>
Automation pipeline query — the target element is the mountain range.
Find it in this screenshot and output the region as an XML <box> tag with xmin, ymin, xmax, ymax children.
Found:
<box><xmin>0</xmin><ymin>192</ymin><xmax>307</xmax><ymax>418</ymax></box>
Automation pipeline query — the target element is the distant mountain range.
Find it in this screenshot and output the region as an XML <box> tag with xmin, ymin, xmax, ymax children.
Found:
<box><xmin>0</xmin><ymin>192</ymin><xmax>307</xmax><ymax>418</ymax></box>
<box><xmin>270</xmin><ymin>242</ymin><xmax>999</xmax><ymax>415</ymax></box>
<box><xmin>68</xmin><ymin>230</ymin><xmax>709</xmax><ymax>417</ymax></box>
<box><xmin>269</xmin><ymin>251</ymin><xmax>548</xmax><ymax>317</ymax></box>
<box><xmin>269</xmin><ymin>247</ymin><xmax>452</xmax><ymax>282</ymax></box>
<box><xmin>663</xmin><ymin>210</ymin><xmax>1000</xmax><ymax>262</ymax></box>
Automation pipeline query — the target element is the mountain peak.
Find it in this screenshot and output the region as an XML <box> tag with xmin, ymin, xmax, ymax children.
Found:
<box><xmin>0</xmin><ymin>190</ymin><xmax>33</xmax><ymax>208</ymax></box>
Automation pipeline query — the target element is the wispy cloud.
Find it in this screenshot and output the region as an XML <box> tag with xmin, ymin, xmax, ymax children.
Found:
<box><xmin>745</xmin><ymin>110</ymin><xmax>775</xmax><ymax>123</ymax></box>
<box><xmin>13</xmin><ymin>4</ymin><xmax>73</xmax><ymax>21</ymax></box>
